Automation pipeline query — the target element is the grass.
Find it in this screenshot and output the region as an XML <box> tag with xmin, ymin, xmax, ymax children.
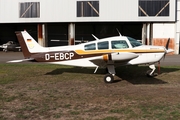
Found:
<box><xmin>0</xmin><ymin>63</ymin><xmax>180</xmax><ymax>119</ymax></box>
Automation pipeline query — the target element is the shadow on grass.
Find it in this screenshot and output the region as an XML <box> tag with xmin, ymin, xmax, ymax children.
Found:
<box><xmin>45</xmin><ymin>65</ymin><xmax>180</xmax><ymax>85</ymax></box>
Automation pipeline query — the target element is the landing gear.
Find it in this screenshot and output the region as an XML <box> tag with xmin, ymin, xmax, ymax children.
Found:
<box><xmin>104</xmin><ymin>65</ymin><xmax>115</xmax><ymax>83</ymax></box>
<box><xmin>3</xmin><ymin>48</ymin><xmax>7</xmax><ymax>52</ymax></box>
<box><xmin>104</xmin><ymin>74</ymin><xmax>114</xmax><ymax>83</ymax></box>
<box><xmin>93</xmin><ymin>65</ymin><xmax>115</xmax><ymax>83</ymax></box>
<box><xmin>146</xmin><ymin>70</ymin><xmax>154</xmax><ymax>77</ymax></box>
<box><xmin>146</xmin><ymin>64</ymin><xmax>157</xmax><ymax>77</ymax></box>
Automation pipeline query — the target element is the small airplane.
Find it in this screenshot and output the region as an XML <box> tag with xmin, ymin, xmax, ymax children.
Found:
<box><xmin>8</xmin><ymin>30</ymin><xmax>173</xmax><ymax>83</ymax></box>
<box><xmin>0</xmin><ymin>41</ymin><xmax>21</xmax><ymax>52</ymax></box>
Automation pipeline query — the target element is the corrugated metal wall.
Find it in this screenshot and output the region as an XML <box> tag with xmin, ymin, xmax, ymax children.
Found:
<box><xmin>0</xmin><ymin>0</ymin><xmax>176</xmax><ymax>23</ymax></box>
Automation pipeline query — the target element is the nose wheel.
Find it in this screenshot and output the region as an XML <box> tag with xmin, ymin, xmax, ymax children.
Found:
<box><xmin>146</xmin><ymin>64</ymin><xmax>157</xmax><ymax>77</ymax></box>
<box><xmin>146</xmin><ymin>70</ymin><xmax>155</xmax><ymax>77</ymax></box>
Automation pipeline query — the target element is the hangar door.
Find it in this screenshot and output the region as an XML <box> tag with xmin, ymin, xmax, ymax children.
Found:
<box><xmin>0</xmin><ymin>24</ymin><xmax>37</xmax><ymax>46</ymax></box>
<box><xmin>75</xmin><ymin>23</ymin><xmax>143</xmax><ymax>42</ymax></box>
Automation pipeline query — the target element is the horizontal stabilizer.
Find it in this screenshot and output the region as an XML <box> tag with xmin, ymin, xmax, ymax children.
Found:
<box><xmin>7</xmin><ymin>58</ymin><xmax>34</xmax><ymax>63</ymax></box>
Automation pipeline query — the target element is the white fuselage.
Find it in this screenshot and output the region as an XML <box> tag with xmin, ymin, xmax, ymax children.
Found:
<box><xmin>21</xmin><ymin>30</ymin><xmax>166</xmax><ymax>68</ymax></box>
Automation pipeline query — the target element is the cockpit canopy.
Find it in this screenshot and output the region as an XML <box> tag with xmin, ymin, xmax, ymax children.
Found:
<box><xmin>84</xmin><ymin>36</ymin><xmax>142</xmax><ymax>50</ymax></box>
<box><xmin>127</xmin><ymin>37</ymin><xmax>142</xmax><ymax>47</ymax></box>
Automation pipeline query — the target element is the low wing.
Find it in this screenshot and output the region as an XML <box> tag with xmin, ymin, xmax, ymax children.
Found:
<box><xmin>90</xmin><ymin>52</ymin><xmax>139</xmax><ymax>67</ymax></box>
<box><xmin>7</xmin><ymin>58</ymin><xmax>34</xmax><ymax>63</ymax></box>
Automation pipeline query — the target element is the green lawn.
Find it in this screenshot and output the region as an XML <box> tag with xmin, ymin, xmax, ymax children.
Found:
<box><xmin>0</xmin><ymin>64</ymin><xmax>180</xmax><ymax>120</ymax></box>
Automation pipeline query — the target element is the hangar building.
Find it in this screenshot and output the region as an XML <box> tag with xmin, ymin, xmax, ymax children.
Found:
<box><xmin>0</xmin><ymin>0</ymin><xmax>179</xmax><ymax>54</ymax></box>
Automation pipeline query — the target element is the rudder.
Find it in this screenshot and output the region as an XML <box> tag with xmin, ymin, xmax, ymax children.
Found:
<box><xmin>15</xmin><ymin>31</ymin><xmax>45</xmax><ymax>58</ymax></box>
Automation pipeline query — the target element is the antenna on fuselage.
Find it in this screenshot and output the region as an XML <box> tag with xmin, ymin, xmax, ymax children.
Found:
<box><xmin>116</xmin><ymin>28</ymin><xmax>122</xmax><ymax>36</ymax></box>
<box><xmin>92</xmin><ymin>34</ymin><xmax>99</xmax><ymax>40</ymax></box>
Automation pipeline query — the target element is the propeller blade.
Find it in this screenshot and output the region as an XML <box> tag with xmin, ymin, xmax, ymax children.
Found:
<box><xmin>163</xmin><ymin>38</ymin><xmax>174</xmax><ymax>60</ymax></box>
<box><xmin>165</xmin><ymin>38</ymin><xmax>170</xmax><ymax>50</ymax></box>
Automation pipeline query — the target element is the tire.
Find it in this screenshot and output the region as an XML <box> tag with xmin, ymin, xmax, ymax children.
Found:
<box><xmin>104</xmin><ymin>74</ymin><xmax>114</xmax><ymax>83</ymax></box>
<box><xmin>146</xmin><ymin>70</ymin><xmax>154</xmax><ymax>77</ymax></box>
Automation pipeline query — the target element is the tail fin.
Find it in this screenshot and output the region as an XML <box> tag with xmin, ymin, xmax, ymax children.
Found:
<box><xmin>15</xmin><ymin>31</ymin><xmax>44</xmax><ymax>58</ymax></box>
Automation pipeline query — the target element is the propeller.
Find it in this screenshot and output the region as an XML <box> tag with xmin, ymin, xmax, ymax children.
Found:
<box><xmin>159</xmin><ymin>38</ymin><xmax>171</xmax><ymax>74</ymax></box>
<box><xmin>154</xmin><ymin>38</ymin><xmax>173</xmax><ymax>75</ymax></box>
<box><xmin>158</xmin><ymin>61</ymin><xmax>161</xmax><ymax>74</ymax></box>
<box><xmin>164</xmin><ymin>38</ymin><xmax>174</xmax><ymax>54</ymax></box>
<box><xmin>165</xmin><ymin>38</ymin><xmax>170</xmax><ymax>50</ymax></box>
<box><xmin>163</xmin><ymin>38</ymin><xmax>171</xmax><ymax>60</ymax></box>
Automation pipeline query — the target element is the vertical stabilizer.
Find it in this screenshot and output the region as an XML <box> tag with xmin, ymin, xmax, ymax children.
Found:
<box><xmin>15</xmin><ymin>31</ymin><xmax>45</xmax><ymax>58</ymax></box>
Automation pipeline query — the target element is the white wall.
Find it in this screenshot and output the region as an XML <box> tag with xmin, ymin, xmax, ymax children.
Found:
<box><xmin>174</xmin><ymin>0</ymin><xmax>180</xmax><ymax>54</ymax></box>
<box><xmin>0</xmin><ymin>0</ymin><xmax>176</xmax><ymax>23</ymax></box>
<box><xmin>153</xmin><ymin>23</ymin><xmax>175</xmax><ymax>38</ymax></box>
<box><xmin>153</xmin><ymin>23</ymin><xmax>179</xmax><ymax>54</ymax></box>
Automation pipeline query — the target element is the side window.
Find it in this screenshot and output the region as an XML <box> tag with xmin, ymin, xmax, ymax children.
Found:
<box><xmin>77</xmin><ymin>1</ymin><xmax>99</xmax><ymax>17</ymax></box>
<box><xmin>19</xmin><ymin>2</ymin><xmax>40</xmax><ymax>18</ymax></box>
<box><xmin>98</xmin><ymin>41</ymin><xmax>109</xmax><ymax>50</ymax></box>
<box><xmin>84</xmin><ymin>43</ymin><xmax>96</xmax><ymax>50</ymax></box>
<box><xmin>111</xmin><ymin>40</ymin><xmax>129</xmax><ymax>49</ymax></box>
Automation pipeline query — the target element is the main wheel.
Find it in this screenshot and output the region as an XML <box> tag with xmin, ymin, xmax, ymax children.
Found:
<box><xmin>104</xmin><ymin>74</ymin><xmax>114</xmax><ymax>83</ymax></box>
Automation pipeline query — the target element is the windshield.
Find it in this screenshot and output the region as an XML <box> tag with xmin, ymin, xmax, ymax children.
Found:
<box><xmin>127</xmin><ymin>37</ymin><xmax>142</xmax><ymax>47</ymax></box>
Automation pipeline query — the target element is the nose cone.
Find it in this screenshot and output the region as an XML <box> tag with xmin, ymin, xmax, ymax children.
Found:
<box><xmin>165</xmin><ymin>48</ymin><xmax>174</xmax><ymax>54</ymax></box>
